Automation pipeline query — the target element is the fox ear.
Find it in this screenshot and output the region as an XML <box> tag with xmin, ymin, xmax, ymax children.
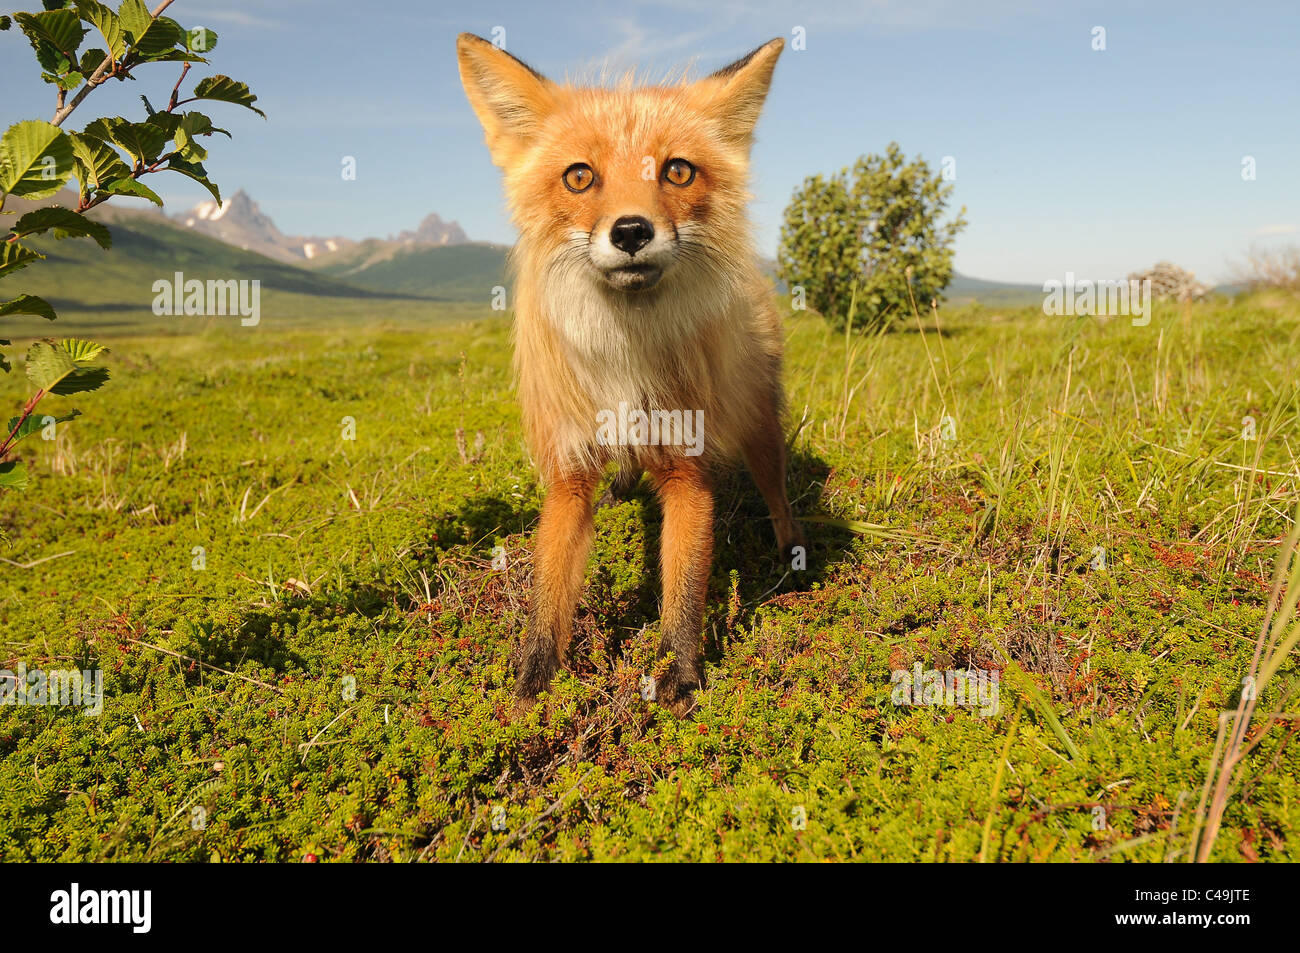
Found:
<box><xmin>457</xmin><ymin>33</ymin><xmax>556</xmax><ymax>166</ymax></box>
<box><xmin>699</xmin><ymin>38</ymin><xmax>784</xmax><ymax>150</ymax></box>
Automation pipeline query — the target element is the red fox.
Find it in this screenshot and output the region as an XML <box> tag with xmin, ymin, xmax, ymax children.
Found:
<box><xmin>456</xmin><ymin>33</ymin><xmax>804</xmax><ymax>716</ymax></box>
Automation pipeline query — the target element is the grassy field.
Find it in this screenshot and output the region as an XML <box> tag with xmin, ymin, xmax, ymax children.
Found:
<box><xmin>1</xmin><ymin>291</ymin><xmax>1298</xmax><ymax>862</ymax></box>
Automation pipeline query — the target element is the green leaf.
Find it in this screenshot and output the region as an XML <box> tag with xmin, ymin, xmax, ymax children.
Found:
<box><xmin>186</xmin><ymin>25</ymin><xmax>217</xmax><ymax>54</ymax></box>
<box><xmin>173</xmin><ymin>112</ymin><xmax>211</xmax><ymax>162</ymax></box>
<box><xmin>73</xmin><ymin>0</ymin><xmax>126</xmax><ymax>61</ymax></box>
<box><xmin>0</xmin><ymin>294</ymin><xmax>57</xmax><ymax>321</ymax></box>
<box><xmin>81</xmin><ymin>116</ymin><xmax>169</xmax><ymax>165</ymax></box>
<box><xmin>0</xmin><ymin>120</ymin><xmax>74</xmax><ymax>199</ymax></box>
<box><xmin>34</xmin><ymin>47</ymin><xmax>73</xmax><ymax>81</ymax></box>
<box><xmin>165</xmin><ymin>154</ymin><xmax>220</xmax><ymax>204</ymax></box>
<box><xmin>99</xmin><ymin>175</ymin><xmax>162</xmax><ymax>205</ymax></box>
<box><xmin>25</xmin><ymin>340</ymin><xmax>75</xmax><ymax>391</ymax></box>
<box><xmin>5</xmin><ymin>408</ymin><xmax>80</xmax><ymax>443</ymax></box>
<box><xmin>0</xmin><ymin>241</ymin><xmax>45</xmax><ymax>279</ymax></box>
<box><xmin>24</xmin><ymin>338</ymin><xmax>109</xmax><ymax>395</ymax></box>
<box><xmin>137</xmin><ymin>47</ymin><xmax>207</xmax><ymax>63</ymax></box>
<box><xmin>117</xmin><ymin>0</ymin><xmax>151</xmax><ymax>40</ymax></box>
<box><xmin>183</xmin><ymin>111</ymin><xmax>228</xmax><ymax>137</ymax></box>
<box><xmin>14</xmin><ymin>10</ymin><xmax>86</xmax><ymax>58</ymax></box>
<box><xmin>79</xmin><ymin>47</ymin><xmax>109</xmax><ymax>75</ymax></box>
<box><xmin>190</xmin><ymin>75</ymin><xmax>266</xmax><ymax>118</ymax></box>
<box><xmin>51</xmin><ymin>70</ymin><xmax>84</xmax><ymax>92</ymax></box>
<box><xmin>129</xmin><ymin>14</ymin><xmax>185</xmax><ymax>57</ymax></box>
<box><xmin>163</xmin><ymin>111</ymin><xmax>228</xmax><ymax>141</ymax></box>
<box><xmin>0</xmin><ymin>460</ymin><xmax>28</xmax><ymax>491</ymax></box>
<box><xmin>10</xmin><ymin>207</ymin><xmax>112</xmax><ymax>249</ymax></box>
<box><xmin>144</xmin><ymin>111</ymin><xmax>181</xmax><ymax>135</ymax></box>
<box><xmin>68</xmin><ymin>130</ymin><xmax>131</xmax><ymax>196</ymax></box>
<box><xmin>54</xmin><ymin>366</ymin><xmax>110</xmax><ymax>394</ymax></box>
<box><xmin>61</xmin><ymin>338</ymin><xmax>107</xmax><ymax>362</ymax></box>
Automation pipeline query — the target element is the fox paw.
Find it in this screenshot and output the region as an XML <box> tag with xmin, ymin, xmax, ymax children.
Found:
<box><xmin>514</xmin><ymin>642</ymin><xmax>560</xmax><ymax>704</ymax></box>
<box><xmin>652</xmin><ymin>665</ymin><xmax>701</xmax><ymax>719</ymax></box>
<box><xmin>779</xmin><ymin>523</ymin><xmax>809</xmax><ymax>582</ymax></box>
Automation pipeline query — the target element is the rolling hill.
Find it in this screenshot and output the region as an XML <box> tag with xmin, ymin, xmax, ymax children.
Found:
<box><xmin>302</xmin><ymin>241</ymin><xmax>509</xmax><ymax>300</ymax></box>
<box><xmin>1</xmin><ymin>190</ymin><xmax>453</xmax><ymax>335</ymax></box>
<box><xmin>11</xmin><ymin>205</ymin><xmax>404</xmax><ymax>312</ymax></box>
<box><xmin>3</xmin><ymin>189</ymin><xmax>498</xmax><ymax>326</ymax></box>
<box><xmin>943</xmin><ymin>272</ymin><xmax>1044</xmax><ymax>307</ymax></box>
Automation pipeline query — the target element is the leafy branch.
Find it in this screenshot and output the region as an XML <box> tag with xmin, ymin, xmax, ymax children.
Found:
<box><xmin>0</xmin><ymin>0</ymin><xmax>263</xmax><ymax>492</ymax></box>
<box><xmin>48</xmin><ymin>0</ymin><xmax>180</xmax><ymax>127</ymax></box>
<box><xmin>0</xmin><ymin>338</ymin><xmax>103</xmax><ymax>489</ymax></box>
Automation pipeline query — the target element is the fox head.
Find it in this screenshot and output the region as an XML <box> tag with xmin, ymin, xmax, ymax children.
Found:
<box><xmin>456</xmin><ymin>34</ymin><xmax>782</xmax><ymax>296</ymax></box>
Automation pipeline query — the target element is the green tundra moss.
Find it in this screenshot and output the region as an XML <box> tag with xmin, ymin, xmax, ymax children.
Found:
<box><xmin>1</xmin><ymin>295</ymin><xmax>1298</xmax><ymax>861</ymax></box>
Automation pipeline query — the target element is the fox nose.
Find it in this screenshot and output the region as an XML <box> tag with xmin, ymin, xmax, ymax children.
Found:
<box><xmin>609</xmin><ymin>216</ymin><xmax>654</xmax><ymax>255</ymax></box>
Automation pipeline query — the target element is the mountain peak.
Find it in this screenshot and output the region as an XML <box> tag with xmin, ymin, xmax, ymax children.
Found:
<box><xmin>176</xmin><ymin>189</ymin><xmax>295</xmax><ymax>260</ymax></box>
<box><xmin>174</xmin><ymin>190</ymin><xmax>470</xmax><ymax>262</ymax></box>
<box><xmin>395</xmin><ymin>212</ymin><xmax>469</xmax><ymax>247</ymax></box>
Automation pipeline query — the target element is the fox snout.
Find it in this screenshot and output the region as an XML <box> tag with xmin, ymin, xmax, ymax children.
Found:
<box><xmin>588</xmin><ymin>213</ymin><xmax>675</xmax><ymax>292</ymax></box>
<box><xmin>609</xmin><ymin>216</ymin><xmax>653</xmax><ymax>255</ymax></box>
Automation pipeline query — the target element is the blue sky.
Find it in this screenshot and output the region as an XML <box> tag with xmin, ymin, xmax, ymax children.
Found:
<box><xmin>2</xmin><ymin>0</ymin><xmax>1297</xmax><ymax>284</ymax></box>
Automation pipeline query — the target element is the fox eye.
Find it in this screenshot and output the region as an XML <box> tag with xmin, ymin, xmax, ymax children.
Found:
<box><xmin>663</xmin><ymin>158</ymin><xmax>695</xmax><ymax>187</ymax></box>
<box><xmin>563</xmin><ymin>163</ymin><xmax>595</xmax><ymax>193</ymax></box>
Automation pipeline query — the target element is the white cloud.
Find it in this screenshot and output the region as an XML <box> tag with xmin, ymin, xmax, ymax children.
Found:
<box><xmin>565</xmin><ymin>0</ymin><xmax>1047</xmax><ymax>80</ymax></box>
<box><xmin>183</xmin><ymin>8</ymin><xmax>288</xmax><ymax>30</ymax></box>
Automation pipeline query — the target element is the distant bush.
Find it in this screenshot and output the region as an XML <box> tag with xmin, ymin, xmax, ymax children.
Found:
<box><xmin>1126</xmin><ymin>261</ymin><xmax>1210</xmax><ymax>302</ymax></box>
<box><xmin>1234</xmin><ymin>244</ymin><xmax>1300</xmax><ymax>293</ymax></box>
<box><xmin>777</xmin><ymin>142</ymin><xmax>966</xmax><ymax>331</ymax></box>
<box><xmin>0</xmin><ymin>1</ymin><xmax>262</xmax><ymax>492</ymax></box>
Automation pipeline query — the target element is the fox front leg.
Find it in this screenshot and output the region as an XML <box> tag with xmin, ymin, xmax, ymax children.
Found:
<box><xmin>648</xmin><ymin>459</ymin><xmax>714</xmax><ymax>717</ymax></box>
<box><xmin>514</xmin><ymin>468</ymin><xmax>597</xmax><ymax>708</ymax></box>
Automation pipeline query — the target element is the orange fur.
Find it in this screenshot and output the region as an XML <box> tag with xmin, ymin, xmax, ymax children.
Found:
<box><xmin>457</xmin><ymin>33</ymin><xmax>803</xmax><ymax>714</ymax></box>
